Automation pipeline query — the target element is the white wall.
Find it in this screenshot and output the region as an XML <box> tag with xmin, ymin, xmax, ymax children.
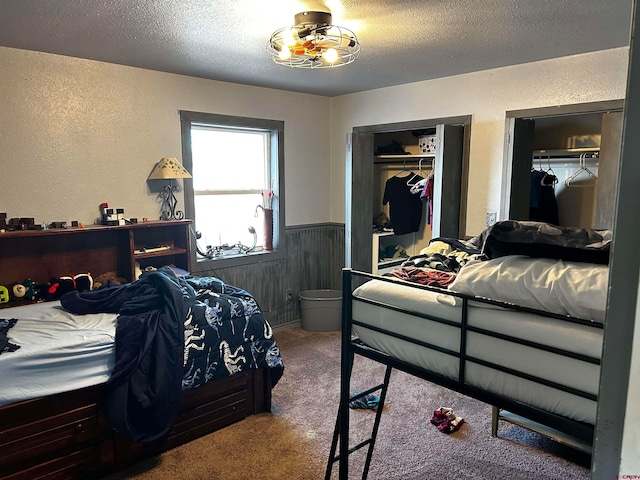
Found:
<box><xmin>0</xmin><ymin>47</ymin><xmax>331</xmax><ymax>227</ymax></box>
<box><xmin>329</xmin><ymin>47</ymin><xmax>629</xmax><ymax>235</ymax></box>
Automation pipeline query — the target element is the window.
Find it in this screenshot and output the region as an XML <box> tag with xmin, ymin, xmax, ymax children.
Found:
<box><xmin>180</xmin><ymin>111</ymin><xmax>285</xmax><ymax>268</ymax></box>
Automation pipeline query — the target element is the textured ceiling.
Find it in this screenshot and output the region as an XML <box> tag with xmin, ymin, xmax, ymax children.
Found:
<box><xmin>0</xmin><ymin>0</ymin><xmax>633</xmax><ymax>97</ymax></box>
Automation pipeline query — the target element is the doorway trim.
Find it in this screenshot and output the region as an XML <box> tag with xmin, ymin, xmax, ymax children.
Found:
<box><xmin>347</xmin><ymin>115</ymin><xmax>471</xmax><ymax>273</ymax></box>
<box><xmin>505</xmin><ymin>99</ymin><xmax>624</xmax><ymax>120</ymax></box>
<box><xmin>500</xmin><ymin>99</ymin><xmax>625</xmax><ymax>221</ymax></box>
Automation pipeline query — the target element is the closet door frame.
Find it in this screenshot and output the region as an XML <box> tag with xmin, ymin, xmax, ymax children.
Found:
<box><xmin>503</xmin><ymin>100</ymin><xmax>624</xmax><ymax>223</ymax></box>
<box><xmin>347</xmin><ymin>115</ymin><xmax>471</xmax><ymax>273</ymax></box>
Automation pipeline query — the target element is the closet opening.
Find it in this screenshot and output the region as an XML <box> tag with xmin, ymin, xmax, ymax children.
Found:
<box><xmin>503</xmin><ymin>100</ymin><xmax>624</xmax><ymax>230</ymax></box>
<box><xmin>346</xmin><ymin>115</ymin><xmax>471</xmax><ymax>274</ymax></box>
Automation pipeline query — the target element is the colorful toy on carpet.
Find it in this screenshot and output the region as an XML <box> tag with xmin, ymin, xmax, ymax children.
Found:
<box><xmin>430</xmin><ymin>406</ymin><xmax>465</xmax><ymax>433</ymax></box>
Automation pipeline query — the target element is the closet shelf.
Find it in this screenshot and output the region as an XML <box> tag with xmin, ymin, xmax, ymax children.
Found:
<box><xmin>534</xmin><ymin>147</ymin><xmax>600</xmax><ymax>158</ymax></box>
<box><xmin>374</xmin><ymin>154</ymin><xmax>435</xmax><ymax>164</ymax></box>
<box><xmin>378</xmin><ymin>258</ymin><xmax>405</xmax><ymax>268</ymax></box>
<box><xmin>133</xmin><ymin>246</ymin><xmax>188</xmax><ymax>259</ymax></box>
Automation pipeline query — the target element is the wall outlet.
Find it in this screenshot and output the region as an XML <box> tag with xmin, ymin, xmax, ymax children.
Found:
<box><xmin>486</xmin><ymin>212</ymin><xmax>497</xmax><ymax>227</ymax></box>
<box><xmin>286</xmin><ymin>289</ymin><xmax>294</xmax><ymax>302</ymax></box>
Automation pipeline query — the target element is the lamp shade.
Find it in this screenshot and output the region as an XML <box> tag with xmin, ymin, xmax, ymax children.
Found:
<box><xmin>148</xmin><ymin>157</ymin><xmax>192</xmax><ymax>180</ymax></box>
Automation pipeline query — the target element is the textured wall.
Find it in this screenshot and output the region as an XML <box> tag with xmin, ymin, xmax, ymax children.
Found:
<box><xmin>0</xmin><ymin>46</ymin><xmax>331</xmax><ymax>227</ymax></box>
<box><xmin>329</xmin><ymin>47</ymin><xmax>629</xmax><ymax>235</ymax></box>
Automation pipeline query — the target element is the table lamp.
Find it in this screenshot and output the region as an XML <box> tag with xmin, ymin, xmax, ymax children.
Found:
<box><xmin>148</xmin><ymin>157</ymin><xmax>192</xmax><ymax>220</ymax></box>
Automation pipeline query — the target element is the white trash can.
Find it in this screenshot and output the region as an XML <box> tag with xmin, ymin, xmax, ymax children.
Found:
<box><xmin>299</xmin><ymin>289</ymin><xmax>342</xmax><ymax>331</ymax></box>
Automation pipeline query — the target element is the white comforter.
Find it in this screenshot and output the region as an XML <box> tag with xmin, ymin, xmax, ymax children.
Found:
<box><xmin>0</xmin><ymin>301</ymin><xmax>116</xmax><ymax>407</ymax></box>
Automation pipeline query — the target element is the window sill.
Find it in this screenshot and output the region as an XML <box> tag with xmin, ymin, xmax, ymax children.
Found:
<box><xmin>191</xmin><ymin>247</ymin><xmax>286</xmax><ymax>271</ymax></box>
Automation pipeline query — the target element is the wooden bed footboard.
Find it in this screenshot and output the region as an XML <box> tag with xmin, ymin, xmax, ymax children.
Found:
<box><xmin>0</xmin><ymin>368</ymin><xmax>272</xmax><ymax>480</ymax></box>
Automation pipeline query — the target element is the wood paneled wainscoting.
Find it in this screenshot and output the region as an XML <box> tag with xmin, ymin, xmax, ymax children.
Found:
<box><xmin>191</xmin><ymin>223</ymin><xmax>345</xmax><ymax>329</ymax></box>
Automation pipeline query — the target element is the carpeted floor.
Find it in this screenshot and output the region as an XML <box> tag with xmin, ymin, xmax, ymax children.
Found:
<box><xmin>106</xmin><ymin>326</ymin><xmax>591</xmax><ymax>480</ymax></box>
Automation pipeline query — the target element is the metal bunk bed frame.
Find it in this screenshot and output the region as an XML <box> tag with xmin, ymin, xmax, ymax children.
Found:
<box><xmin>326</xmin><ymin>268</ymin><xmax>601</xmax><ymax>479</ymax></box>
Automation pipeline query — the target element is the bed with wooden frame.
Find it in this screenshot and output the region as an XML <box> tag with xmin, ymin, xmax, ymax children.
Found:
<box><xmin>0</xmin><ymin>222</ymin><xmax>280</xmax><ymax>480</ymax></box>
<box><xmin>326</xmin><ymin>221</ymin><xmax>610</xmax><ymax>479</ymax></box>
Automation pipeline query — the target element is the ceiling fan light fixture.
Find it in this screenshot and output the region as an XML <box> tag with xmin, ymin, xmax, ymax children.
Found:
<box><xmin>322</xmin><ymin>47</ymin><xmax>338</xmax><ymax>63</ymax></box>
<box><xmin>278</xmin><ymin>48</ymin><xmax>292</xmax><ymax>60</ymax></box>
<box><xmin>267</xmin><ymin>11</ymin><xmax>360</xmax><ymax>68</ymax></box>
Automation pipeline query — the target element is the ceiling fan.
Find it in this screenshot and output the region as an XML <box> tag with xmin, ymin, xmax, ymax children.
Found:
<box><xmin>267</xmin><ymin>11</ymin><xmax>360</xmax><ymax>68</ymax></box>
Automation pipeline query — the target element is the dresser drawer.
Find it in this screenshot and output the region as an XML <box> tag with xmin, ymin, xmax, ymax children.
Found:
<box><xmin>1</xmin><ymin>443</ymin><xmax>112</xmax><ymax>480</ymax></box>
<box><xmin>1</xmin><ymin>404</ymin><xmax>101</xmax><ymax>464</ymax></box>
<box><xmin>0</xmin><ymin>387</ymin><xmax>114</xmax><ymax>479</ymax></box>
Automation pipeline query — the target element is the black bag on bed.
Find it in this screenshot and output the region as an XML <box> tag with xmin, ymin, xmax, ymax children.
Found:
<box><xmin>480</xmin><ymin>220</ymin><xmax>612</xmax><ymax>264</ymax></box>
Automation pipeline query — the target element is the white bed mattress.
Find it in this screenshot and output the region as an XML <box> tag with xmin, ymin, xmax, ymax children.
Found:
<box><xmin>0</xmin><ymin>301</ymin><xmax>117</xmax><ymax>407</ymax></box>
<box><xmin>352</xmin><ymin>278</ymin><xmax>603</xmax><ymax>425</ymax></box>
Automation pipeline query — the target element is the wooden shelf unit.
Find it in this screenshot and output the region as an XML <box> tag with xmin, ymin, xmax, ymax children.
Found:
<box><xmin>0</xmin><ymin>220</ymin><xmax>192</xmax><ymax>304</ymax></box>
<box><xmin>129</xmin><ymin>221</ymin><xmax>192</xmax><ymax>276</ymax></box>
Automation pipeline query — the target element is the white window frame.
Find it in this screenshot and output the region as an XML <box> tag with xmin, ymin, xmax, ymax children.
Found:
<box><xmin>180</xmin><ymin>110</ymin><xmax>286</xmax><ymax>270</ymax></box>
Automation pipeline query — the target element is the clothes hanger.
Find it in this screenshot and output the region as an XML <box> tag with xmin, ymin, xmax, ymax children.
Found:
<box><xmin>420</xmin><ymin>157</ymin><xmax>429</xmax><ymax>174</ymax></box>
<box><xmin>393</xmin><ymin>159</ymin><xmax>422</xmax><ymax>186</ymax></box>
<box><xmin>541</xmin><ymin>155</ymin><xmax>558</xmax><ymax>186</ymax></box>
<box><xmin>391</xmin><ymin>159</ymin><xmax>412</xmax><ymax>177</ymax></box>
<box><xmin>405</xmin><ymin>169</ymin><xmax>423</xmax><ymax>187</ymax></box>
<box><xmin>532</xmin><ymin>154</ymin><xmax>541</xmax><ymax>172</ymax></box>
<box><xmin>407</xmin><ymin>158</ymin><xmax>432</xmax><ymax>188</ymax></box>
<box><xmin>410</xmin><ymin>158</ymin><xmax>430</xmax><ymax>193</ymax></box>
<box><xmin>565</xmin><ymin>153</ymin><xmax>597</xmax><ymax>187</ymax></box>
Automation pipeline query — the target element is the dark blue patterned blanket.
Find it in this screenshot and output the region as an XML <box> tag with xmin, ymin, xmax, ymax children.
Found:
<box><xmin>61</xmin><ymin>268</ymin><xmax>283</xmax><ymax>443</ymax></box>
<box><xmin>181</xmin><ymin>275</ymin><xmax>284</xmax><ymax>389</ymax></box>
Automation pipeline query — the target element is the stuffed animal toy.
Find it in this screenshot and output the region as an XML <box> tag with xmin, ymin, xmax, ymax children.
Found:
<box><xmin>74</xmin><ymin>273</ymin><xmax>93</xmax><ymax>292</ymax></box>
<box><xmin>48</xmin><ymin>273</ymin><xmax>94</xmax><ymax>299</ymax></box>
<box><xmin>0</xmin><ymin>286</ymin><xmax>9</xmax><ymax>303</ymax></box>
<box><xmin>48</xmin><ymin>276</ymin><xmax>76</xmax><ymax>300</ymax></box>
<box><xmin>13</xmin><ymin>279</ymin><xmax>48</xmax><ymax>302</ymax></box>
<box><xmin>93</xmin><ymin>271</ymin><xmax>127</xmax><ymax>289</ymax></box>
<box><xmin>12</xmin><ymin>283</ymin><xmax>26</xmax><ymax>300</ymax></box>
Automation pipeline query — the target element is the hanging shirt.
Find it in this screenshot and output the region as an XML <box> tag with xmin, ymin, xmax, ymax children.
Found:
<box><xmin>383</xmin><ymin>174</ymin><xmax>424</xmax><ymax>235</ymax></box>
<box><xmin>420</xmin><ymin>173</ymin><xmax>434</xmax><ymax>230</ymax></box>
<box><xmin>529</xmin><ymin>170</ymin><xmax>559</xmax><ymax>225</ymax></box>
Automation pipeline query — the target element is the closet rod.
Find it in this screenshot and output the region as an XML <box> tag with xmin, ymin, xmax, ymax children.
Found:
<box><xmin>373</xmin><ymin>158</ymin><xmax>434</xmax><ymax>165</ymax></box>
<box><xmin>533</xmin><ymin>156</ymin><xmax>599</xmax><ymax>166</ymax></box>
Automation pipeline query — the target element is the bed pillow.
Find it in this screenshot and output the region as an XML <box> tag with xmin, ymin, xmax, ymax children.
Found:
<box><xmin>448</xmin><ymin>255</ymin><xmax>608</xmax><ymax>322</ymax></box>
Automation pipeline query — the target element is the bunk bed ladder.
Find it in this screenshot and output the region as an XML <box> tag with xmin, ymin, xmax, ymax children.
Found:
<box><xmin>325</xmin><ymin>363</ymin><xmax>393</xmax><ymax>480</ymax></box>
